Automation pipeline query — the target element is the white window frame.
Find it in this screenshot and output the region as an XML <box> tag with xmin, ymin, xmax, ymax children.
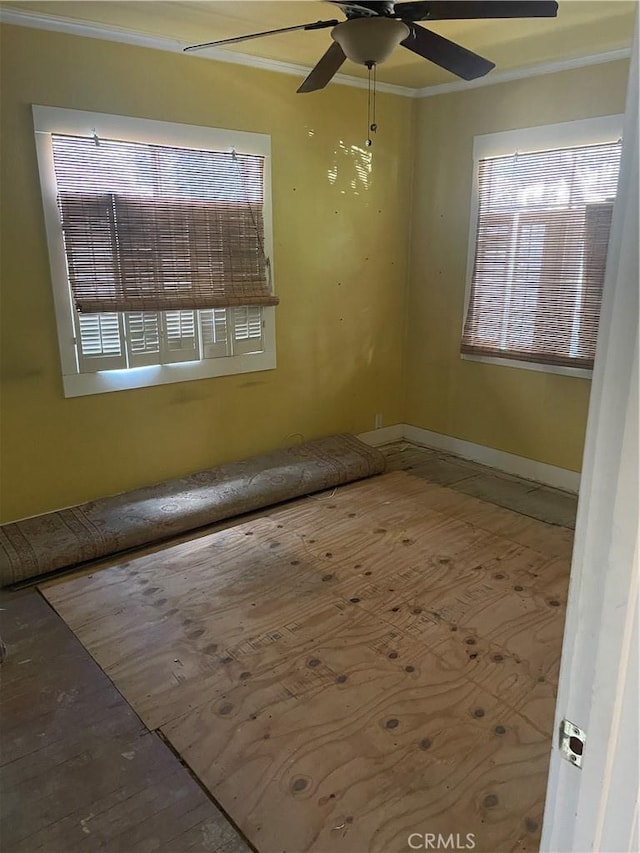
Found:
<box><xmin>462</xmin><ymin>114</ymin><xmax>623</xmax><ymax>379</ymax></box>
<box><xmin>33</xmin><ymin>105</ymin><xmax>276</xmax><ymax>398</ymax></box>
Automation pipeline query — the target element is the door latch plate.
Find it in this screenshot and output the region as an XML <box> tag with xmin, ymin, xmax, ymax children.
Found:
<box><xmin>560</xmin><ymin>719</ymin><xmax>586</xmax><ymax>768</ymax></box>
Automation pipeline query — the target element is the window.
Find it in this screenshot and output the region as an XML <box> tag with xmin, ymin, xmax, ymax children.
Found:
<box><xmin>33</xmin><ymin>107</ymin><xmax>277</xmax><ymax>397</ymax></box>
<box><xmin>462</xmin><ymin>116</ymin><xmax>623</xmax><ymax>374</ymax></box>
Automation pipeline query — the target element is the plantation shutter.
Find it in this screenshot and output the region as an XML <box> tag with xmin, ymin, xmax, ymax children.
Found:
<box><xmin>231</xmin><ymin>306</ymin><xmax>264</xmax><ymax>355</ymax></box>
<box><xmin>462</xmin><ymin>140</ymin><xmax>621</xmax><ymax>369</ymax></box>
<box><xmin>75</xmin><ymin>312</ymin><xmax>126</xmax><ymax>372</ymax></box>
<box><xmin>52</xmin><ymin>134</ymin><xmax>278</xmax><ymax>314</ymax></box>
<box><xmin>124</xmin><ymin>310</ymin><xmax>200</xmax><ymax>366</ymax></box>
<box><xmin>200</xmin><ymin>309</ymin><xmax>230</xmax><ymax>358</ymax></box>
<box><xmin>125</xmin><ymin>312</ymin><xmax>161</xmax><ymax>368</ymax></box>
<box><xmin>162</xmin><ymin>311</ymin><xmax>199</xmax><ymax>363</ymax></box>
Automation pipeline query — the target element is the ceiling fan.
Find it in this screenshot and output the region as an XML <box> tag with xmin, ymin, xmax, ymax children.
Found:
<box><xmin>184</xmin><ymin>1</ymin><xmax>559</xmax><ymax>93</ymax></box>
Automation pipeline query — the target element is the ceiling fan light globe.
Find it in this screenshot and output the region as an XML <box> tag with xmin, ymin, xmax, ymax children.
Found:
<box><xmin>331</xmin><ymin>18</ymin><xmax>409</xmax><ymax>65</ymax></box>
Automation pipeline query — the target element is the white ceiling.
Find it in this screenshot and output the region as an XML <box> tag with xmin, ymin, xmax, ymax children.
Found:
<box><xmin>1</xmin><ymin>1</ymin><xmax>636</xmax><ymax>89</ymax></box>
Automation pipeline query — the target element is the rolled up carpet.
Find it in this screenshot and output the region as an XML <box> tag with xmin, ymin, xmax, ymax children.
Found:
<box><xmin>0</xmin><ymin>434</ymin><xmax>384</xmax><ymax>586</ymax></box>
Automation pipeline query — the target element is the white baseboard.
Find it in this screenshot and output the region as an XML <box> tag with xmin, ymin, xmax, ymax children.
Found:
<box><xmin>357</xmin><ymin>424</ymin><xmax>405</xmax><ymax>447</ymax></box>
<box><xmin>359</xmin><ymin>423</ymin><xmax>580</xmax><ymax>493</ymax></box>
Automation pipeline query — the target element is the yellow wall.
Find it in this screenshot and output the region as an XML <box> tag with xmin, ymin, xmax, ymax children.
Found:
<box><xmin>405</xmin><ymin>60</ymin><xmax>629</xmax><ymax>472</ymax></box>
<box><xmin>0</xmin><ymin>20</ymin><xmax>631</xmax><ymax>523</ymax></box>
<box><xmin>0</xmin><ymin>24</ymin><xmax>414</xmax><ymax>522</ymax></box>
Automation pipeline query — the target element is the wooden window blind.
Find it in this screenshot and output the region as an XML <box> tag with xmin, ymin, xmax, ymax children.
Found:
<box><xmin>462</xmin><ymin>140</ymin><xmax>621</xmax><ymax>369</ymax></box>
<box><xmin>51</xmin><ymin>134</ymin><xmax>278</xmax><ymax>313</ymax></box>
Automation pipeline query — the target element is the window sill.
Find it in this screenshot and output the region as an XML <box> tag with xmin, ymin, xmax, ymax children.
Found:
<box><xmin>460</xmin><ymin>353</ymin><xmax>592</xmax><ymax>379</ymax></box>
<box><xmin>62</xmin><ymin>351</ymin><xmax>276</xmax><ymax>398</ymax></box>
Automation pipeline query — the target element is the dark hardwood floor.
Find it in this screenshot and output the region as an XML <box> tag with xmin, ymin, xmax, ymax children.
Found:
<box><xmin>0</xmin><ymin>588</ymin><xmax>250</xmax><ymax>853</ymax></box>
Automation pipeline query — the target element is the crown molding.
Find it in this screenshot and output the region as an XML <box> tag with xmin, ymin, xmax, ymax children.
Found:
<box><xmin>414</xmin><ymin>47</ymin><xmax>632</xmax><ymax>98</ymax></box>
<box><xmin>0</xmin><ymin>7</ymin><xmax>416</xmax><ymax>97</ymax></box>
<box><xmin>0</xmin><ymin>6</ymin><xmax>631</xmax><ymax>101</ymax></box>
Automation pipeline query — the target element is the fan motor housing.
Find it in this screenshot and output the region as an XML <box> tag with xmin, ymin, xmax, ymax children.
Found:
<box><xmin>331</xmin><ymin>17</ymin><xmax>410</xmax><ymax>65</ymax></box>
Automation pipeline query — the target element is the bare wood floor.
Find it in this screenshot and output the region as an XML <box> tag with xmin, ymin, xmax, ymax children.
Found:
<box><xmin>382</xmin><ymin>443</ymin><xmax>576</xmax><ymax>530</ymax></box>
<box><xmin>0</xmin><ymin>588</ymin><xmax>250</xmax><ymax>853</ymax></box>
<box><xmin>35</xmin><ymin>445</ymin><xmax>576</xmax><ymax>853</ymax></box>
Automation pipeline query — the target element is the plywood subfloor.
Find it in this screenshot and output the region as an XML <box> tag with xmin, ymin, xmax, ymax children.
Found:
<box><xmin>42</xmin><ymin>469</ymin><xmax>573</xmax><ymax>853</ymax></box>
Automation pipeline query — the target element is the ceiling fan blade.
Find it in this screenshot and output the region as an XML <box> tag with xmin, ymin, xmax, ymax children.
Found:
<box><xmin>402</xmin><ymin>24</ymin><xmax>495</xmax><ymax>80</ymax></box>
<box><xmin>332</xmin><ymin>1</ymin><xmax>389</xmax><ymax>16</ymax></box>
<box><xmin>394</xmin><ymin>1</ymin><xmax>558</xmax><ymax>20</ymax></box>
<box><xmin>297</xmin><ymin>42</ymin><xmax>347</xmax><ymax>93</ymax></box>
<box><xmin>184</xmin><ymin>19</ymin><xmax>338</xmax><ymax>53</ymax></box>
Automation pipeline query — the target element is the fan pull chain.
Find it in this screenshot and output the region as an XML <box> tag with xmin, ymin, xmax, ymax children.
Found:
<box><xmin>365</xmin><ymin>61</ymin><xmax>378</xmax><ymax>147</ymax></box>
<box><xmin>372</xmin><ymin>63</ymin><xmax>378</xmax><ymax>133</ymax></box>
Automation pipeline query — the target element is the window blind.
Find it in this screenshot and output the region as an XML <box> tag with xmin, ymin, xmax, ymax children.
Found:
<box><xmin>51</xmin><ymin>134</ymin><xmax>278</xmax><ymax>313</ymax></box>
<box><xmin>461</xmin><ymin>140</ymin><xmax>621</xmax><ymax>369</ymax></box>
